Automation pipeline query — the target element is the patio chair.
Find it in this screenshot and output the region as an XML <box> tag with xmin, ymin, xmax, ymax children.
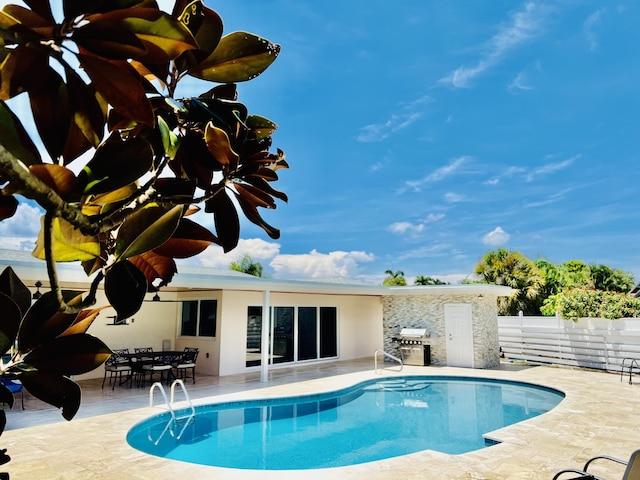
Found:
<box><xmin>173</xmin><ymin>347</ymin><xmax>199</xmax><ymax>384</ymax></box>
<box><xmin>102</xmin><ymin>348</ymin><xmax>132</xmax><ymax>389</ymax></box>
<box><xmin>0</xmin><ymin>375</ymin><xmax>24</xmax><ymax>410</ymax></box>
<box><xmin>552</xmin><ymin>449</ymin><xmax>640</xmax><ymax>480</ymax></box>
<box><xmin>139</xmin><ymin>350</ymin><xmax>173</xmax><ymax>387</ymax></box>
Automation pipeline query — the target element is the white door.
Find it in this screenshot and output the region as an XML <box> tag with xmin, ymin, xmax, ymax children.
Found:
<box><xmin>444</xmin><ymin>303</ymin><xmax>474</xmax><ymax>368</ymax></box>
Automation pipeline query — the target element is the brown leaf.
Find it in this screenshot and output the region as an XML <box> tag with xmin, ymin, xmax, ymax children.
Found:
<box><xmin>104</xmin><ymin>260</ymin><xmax>147</xmax><ymax>319</ymax></box>
<box><xmin>29</xmin><ymin>68</ymin><xmax>72</xmax><ymax>161</ymax></box>
<box><xmin>20</xmin><ymin>370</ymin><xmax>82</xmax><ymax>421</ymax></box>
<box><xmin>78</xmin><ymin>51</ymin><xmax>154</xmax><ymax>126</ymax></box>
<box><xmin>129</xmin><ymin>251</ymin><xmax>177</xmax><ymax>288</ymax></box>
<box><xmin>152</xmin><ymin>217</ymin><xmax>216</xmax><ymax>258</ymax></box>
<box><xmin>235</xmin><ymin>191</ymin><xmax>280</xmax><ymax>240</ymax></box>
<box><xmin>0</xmin><ymin>291</ymin><xmax>22</xmax><ymax>359</ymax></box>
<box><xmin>17</xmin><ymin>290</ymin><xmax>84</xmax><ymax>350</ymax></box>
<box><xmin>29</xmin><ymin>164</ymin><xmax>77</xmax><ymax>199</ymax></box>
<box><xmin>204</xmin><ymin>122</ymin><xmax>239</xmax><ymax>171</ymax></box>
<box><xmin>60</xmin><ymin>305</ymin><xmax>111</xmax><ymax>336</ymax></box>
<box><xmin>24</xmin><ymin>333</ymin><xmax>111</xmax><ymax>376</ymax></box>
<box><xmin>0</xmin><ymin>195</ymin><xmax>18</xmax><ymax>222</ymax></box>
<box><xmin>233</xmin><ymin>182</ymin><xmax>276</xmax><ymax>209</ymax></box>
<box><xmin>0</xmin><ymin>265</ymin><xmax>31</xmax><ymax>318</ymax></box>
<box><xmin>205</xmin><ymin>189</ymin><xmax>239</xmax><ymax>252</ymax></box>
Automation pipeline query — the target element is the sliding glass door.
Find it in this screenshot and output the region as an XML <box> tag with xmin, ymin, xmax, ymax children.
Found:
<box><xmin>245</xmin><ymin>305</ymin><xmax>337</xmax><ymax>367</ymax></box>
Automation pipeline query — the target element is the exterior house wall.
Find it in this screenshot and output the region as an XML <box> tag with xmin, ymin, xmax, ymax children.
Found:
<box><xmin>73</xmin><ymin>290</ymin><xmax>180</xmax><ymax>381</ymax></box>
<box><xmin>217</xmin><ymin>291</ymin><xmax>383</xmax><ymax>376</ymax></box>
<box><xmin>382</xmin><ymin>293</ymin><xmax>500</xmax><ymax>368</ymax></box>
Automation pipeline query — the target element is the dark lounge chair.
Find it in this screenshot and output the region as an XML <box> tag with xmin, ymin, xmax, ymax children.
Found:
<box><xmin>553</xmin><ymin>449</ymin><xmax>640</xmax><ymax>480</ymax></box>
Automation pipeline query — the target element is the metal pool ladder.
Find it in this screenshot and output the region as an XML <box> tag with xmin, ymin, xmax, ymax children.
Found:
<box><xmin>148</xmin><ymin>379</ymin><xmax>195</xmax><ymax>444</ymax></box>
<box><xmin>374</xmin><ymin>349</ymin><xmax>403</xmax><ymax>374</ymax></box>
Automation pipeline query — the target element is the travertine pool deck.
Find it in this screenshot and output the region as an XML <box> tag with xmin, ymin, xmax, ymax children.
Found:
<box><xmin>2</xmin><ymin>359</ymin><xmax>639</xmax><ymax>479</ymax></box>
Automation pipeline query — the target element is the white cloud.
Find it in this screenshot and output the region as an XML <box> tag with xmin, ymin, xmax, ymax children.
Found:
<box><xmin>424</xmin><ymin>213</ymin><xmax>445</xmax><ymax>223</ymax></box>
<box><xmin>404</xmin><ymin>156</ymin><xmax>471</xmax><ymax>192</ymax></box>
<box><xmin>0</xmin><ymin>202</ymin><xmax>43</xmax><ymax>250</ymax></box>
<box><xmin>270</xmin><ymin>249</ymin><xmax>375</xmax><ymax>280</ymax></box>
<box><xmin>584</xmin><ymin>8</ymin><xmax>605</xmax><ymax>52</ymax></box>
<box><xmin>482</xmin><ymin>227</ymin><xmax>510</xmax><ymax>246</ymax></box>
<box><xmin>441</xmin><ymin>1</ymin><xmax>552</xmax><ymax>88</ymax></box>
<box><xmin>356</xmin><ymin>95</ymin><xmax>430</xmax><ymax>143</ymax></box>
<box><xmin>444</xmin><ymin>192</ymin><xmax>465</xmax><ymax>203</ymax></box>
<box><xmin>387</xmin><ymin>222</ymin><xmax>425</xmax><ymax>235</ymax></box>
<box><xmin>194</xmin><ymin>238</ymin><xmax>281</xmax><ymax>269</ymax></box>
<box><xmin>508</xmin><ymin>71</ymin><xmax>534</xmax><ymax>93</ymax></box>
<box><xmin>525</xmin><ymin>155</ymin><xmax>579</xmax><ymax>181</ymax></box>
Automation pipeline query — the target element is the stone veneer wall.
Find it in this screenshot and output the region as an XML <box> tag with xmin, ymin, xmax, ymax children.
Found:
<box><xmin>382</xmin><ymin>293</ymin><xmax>500</xmax><ymax>369</ymax></box>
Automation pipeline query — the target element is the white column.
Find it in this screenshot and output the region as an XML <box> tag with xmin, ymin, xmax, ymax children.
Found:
<box><xmin>260</xmin><ymin>289</ymin><xmax>270</xmax><ymax>383</ymax></box>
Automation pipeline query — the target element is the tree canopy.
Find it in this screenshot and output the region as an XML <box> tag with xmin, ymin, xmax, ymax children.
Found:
<box><xmin>0</xmin><ymin>0</ymin><xmax>286</xmax><ymax>458</ymax></box>
<box><xmin>474</xmin><ymin>249</ymin><xmax>636</xmax><ymax>318</ymax></box>
<box><xmin>383</xmin><ymin>269</ymin><xmax>406</xmax><ymax>286</ymax></box>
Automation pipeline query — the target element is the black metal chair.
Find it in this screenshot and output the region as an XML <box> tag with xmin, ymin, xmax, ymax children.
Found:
<box><xmin>173</xmin><ymin>347</ymin><xmax>199</xmax><ymax>384</ymax></box>
<box><xmin>102</xmin><ymin>348</ymin><xmax>132</xmax><ymax>390</ymax></box>
<box><xmin>0</xmin><ymin>375</ymin><xmax>24</xmax><ymax>409</ymax></box>
<box><xmin>553</xmin><ymin>449</ymin><xmax>640</xmax><ymax>479</ymax></box>
<box><xmin>135</xmin><ymin>348</ymin><xmax>172</xmax><ymax>386</ymax></box>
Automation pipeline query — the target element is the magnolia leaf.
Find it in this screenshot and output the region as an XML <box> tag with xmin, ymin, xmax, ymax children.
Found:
<box><xmin>65</xmin><ymin>64</ymin><xmax>107</xmax><ymax>150</ymax></box>
<box><xmin>246</xmin><ymin>114</ymin><xmax>278</xmax><ymax>141</ymax></box>
<box><xmin>235</xmin><ymin>190</ymin><xmax>280</xmax><ymax>240</ymax></box>
<box><xmin>17</xmin><ymin>290</ymin><xmax>83</xmax><ymax>350</ymax></box>
<box><xmin>22</xmin><ymin>0</ymin><xmax>54</xmax><ymax>22</ymax></box>
<box><xmin>115</xmin><ymin>204</ymin><xmax>184</xmax><ymax>260</ymax></box>
<box><xmin>205</xmin><ymin>190</ymin><xmax>239</xmax><ymax>252</ymax></box>
<box><xmin>29</xmin><ymin>67</ymin><xmax>73</xmax><ymax>161</ymax></box>
<box><xmin>73</xmin><ymin>20</ymin><xmax>147</xmax><ymax>59</ymax></box>
<box><xmin>0</xmin><ymin>292</ymin><xmax>21</xmax><ymax>356</ymax></box>
<box><xmin>77</xmin><ymin>134</ymin><xmax>153</xmax><ymax>195</ymax></box>
<box><xmin>158</xmin><ymin>115</ymin><xmax>180</xmax><ymax>158</ymax></box>
<box><xmin>24</xmin><ymin>333</ymin><xmax>111</xmax><ymax>375</ymax></box>
<box><xmin>60</xmin><ymin>306</ymin><xmax>110</xmax><ymax>336</ymax></box>
<box><xmin>119</xmin><ymin>9</ymin><xmax>198</xmax><ymax>60</ymax></box>
<box><xmin>29</xmin><ymin>164</ymin><xmax>77</xmax><ymax>199</ymax></box>
<box><xmin>174</xmin><ymin>5</ymin><xmax>222</xmax><ymax>73</ymax></box>
<box><xmin>189</xmin><ymin>31</ymin><xmax>280</xmax><ymax>83</ymax></box>
<box><xmin>245</xmin><ymin>175</ymin><xmax>288</xmax><ymax>203</ymax></box>
<box><xmin>154</xmin><ymin>177</ymin><xmax>197</xmax><ymax>202</ymax></box>
<box><xmin>204</xmin><ymin>122</ymin><xmax>239</xmax><ymax>170</ymax></box>
<box><xmin>105</xmin><ymin>260</ymin><xmax>147</xmax><ymax>319</ymax></box>
<box><xmin>78</xmin><ymin>52</ymin><xmax>154</xmax><ymax>126</ymax></box>
<box><xmin>153</xmin><ymin>217</ymin><xmax>216</xmax><ymax>258</ymax></box>
<box><xmin>0</xmin><ymin>195</ymin><xmax>18</xmax><ymax>222</ymax></box>
<box><xmin>0</xmin><ymin>100</ymin><xmax>41</xmax><ymax>166</ymax></box>
<box><xmin>32</xmin><ymin>216</ymin><xmax>100</xmax><ymax>262</ymax></box>
<box><xmin>0</xmin><ymin>265</ymin><xmax>31</xmax><ymax>317</ymax></box>
<box><xmin>129</xmin><ymin>251</ymin><xmax>177</xmax><ymax>288</ymax></box>
<box><xmin>19</xmin><ymin>371</ymin><xmax>81</xmax><ymax>421</ymax></box>
<box><xmin>234</xmin><ymin>182</ymin><xmax>276</xmax><ymax>209</ymax></box>
<box><xmin>82</xmin><ymin>183</ymin><xmax>138</xmax><ymax>215</ymax></box>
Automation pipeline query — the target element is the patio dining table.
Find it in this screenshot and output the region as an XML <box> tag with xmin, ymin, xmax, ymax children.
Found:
<box><xmin>120</xmin><ymin>351</ymin><xmax>184</xmax><ymax>386</ymax></box>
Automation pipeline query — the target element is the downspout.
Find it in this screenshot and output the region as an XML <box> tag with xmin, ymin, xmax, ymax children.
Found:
<box><xmin>260</xmin><ymin>289</ymin><xmax>271</xmax><ymax>383</ymax></box>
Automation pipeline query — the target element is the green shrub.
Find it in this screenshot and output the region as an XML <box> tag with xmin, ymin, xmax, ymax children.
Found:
<box><xmin>542</xmin><ymin>288</ymin><xmax>640</xmax><ymax>321</ymax></box>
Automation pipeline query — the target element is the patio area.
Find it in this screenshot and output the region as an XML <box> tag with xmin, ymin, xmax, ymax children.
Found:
<box><xmin>2</xmin><ymin>358</ymin><xmax>640</xmax><ymax>479</ymax></box>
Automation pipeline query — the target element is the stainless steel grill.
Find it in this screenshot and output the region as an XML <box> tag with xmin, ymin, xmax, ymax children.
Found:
<box><xmin>397</xmin><ymin>328</ymin><xmax>430</xmax><ymax>366</ymax></box>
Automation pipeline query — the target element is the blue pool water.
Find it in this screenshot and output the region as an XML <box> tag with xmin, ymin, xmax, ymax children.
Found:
<box><xmin>127</xmin><ymin>376</ymin><xmax>564</xmax><ymax>470</ymax></box>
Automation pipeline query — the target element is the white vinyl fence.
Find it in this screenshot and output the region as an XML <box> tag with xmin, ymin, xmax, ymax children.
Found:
<box><xmin>498</xmin><ymin>314</ymin><xmax>640</xmax><ymax>373</ymax></box>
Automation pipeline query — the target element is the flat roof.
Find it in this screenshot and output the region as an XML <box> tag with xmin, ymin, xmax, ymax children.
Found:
<box><xmin>0</xmin><ymin>249</ymin><xmax>513</xmax><ymax>297</ymax></box>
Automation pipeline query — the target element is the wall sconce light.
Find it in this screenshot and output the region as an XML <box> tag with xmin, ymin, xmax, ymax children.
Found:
<box><xmin>477</xmin><ymin>293</ymin><xmax>484</xmax><ymax>299</ymax></box>
<box><xmin>32</xmin><ymin>280</ymin><xmax>42</xmax><ymax>300</ymax></box>
<box><xmin>152</xmin><ymin>292</ymin><xmax>161</xmax><ymax>302</ymax></box>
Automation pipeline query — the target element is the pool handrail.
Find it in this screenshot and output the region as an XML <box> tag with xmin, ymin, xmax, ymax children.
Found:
<box><xmin>148</xmin><ymin>380</ymin><xmax>196</xmax><ymax>444</ymax></box>
<box><xmin>374</xmin><ymin>349</ymin><xmax>403</xmax><ymax>374</ymax></box>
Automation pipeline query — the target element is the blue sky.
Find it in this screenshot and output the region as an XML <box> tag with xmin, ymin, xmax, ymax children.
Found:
<box><xmin>2</xmin><ymin>1</ymin><xmax>640</xmax><ymax>285</ymax></box>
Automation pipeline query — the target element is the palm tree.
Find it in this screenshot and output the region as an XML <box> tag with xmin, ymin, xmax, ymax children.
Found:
<box><xmin>230</xmin><ymin>254</ymin><xmax>264</xmax><ymax>277</ymax></box>
<box><xmin>475</xmin><ymin>249</ymin><xmax>544</xmax><ymax>315</ymax></box>
<box><xmin>414</xmin><ymin>275</ymin><xmax>448</xmax><ymax>286</ymax></box>
<box><xmin>383</xmin><ymin>269</ymin><xmax>407</xmax><ymax>286</ymax></box>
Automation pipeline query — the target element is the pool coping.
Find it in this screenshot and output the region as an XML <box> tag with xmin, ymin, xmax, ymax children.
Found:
<box><xmin>3</xmin><ymin>364</ymin><xmax>640</xmax><ymax>479</ymax></box>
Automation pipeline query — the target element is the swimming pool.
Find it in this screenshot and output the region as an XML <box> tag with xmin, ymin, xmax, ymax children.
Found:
<box><xmin>127</xmin><ymin>376</ymin><xmax>564</xmax><ymax>470</ymax></box>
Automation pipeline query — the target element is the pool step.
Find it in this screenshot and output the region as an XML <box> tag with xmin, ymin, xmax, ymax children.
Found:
<box><xmin>365</xmin><ymin>380</ymin><xmax>432</xmax><ymax>392</ymax></box>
